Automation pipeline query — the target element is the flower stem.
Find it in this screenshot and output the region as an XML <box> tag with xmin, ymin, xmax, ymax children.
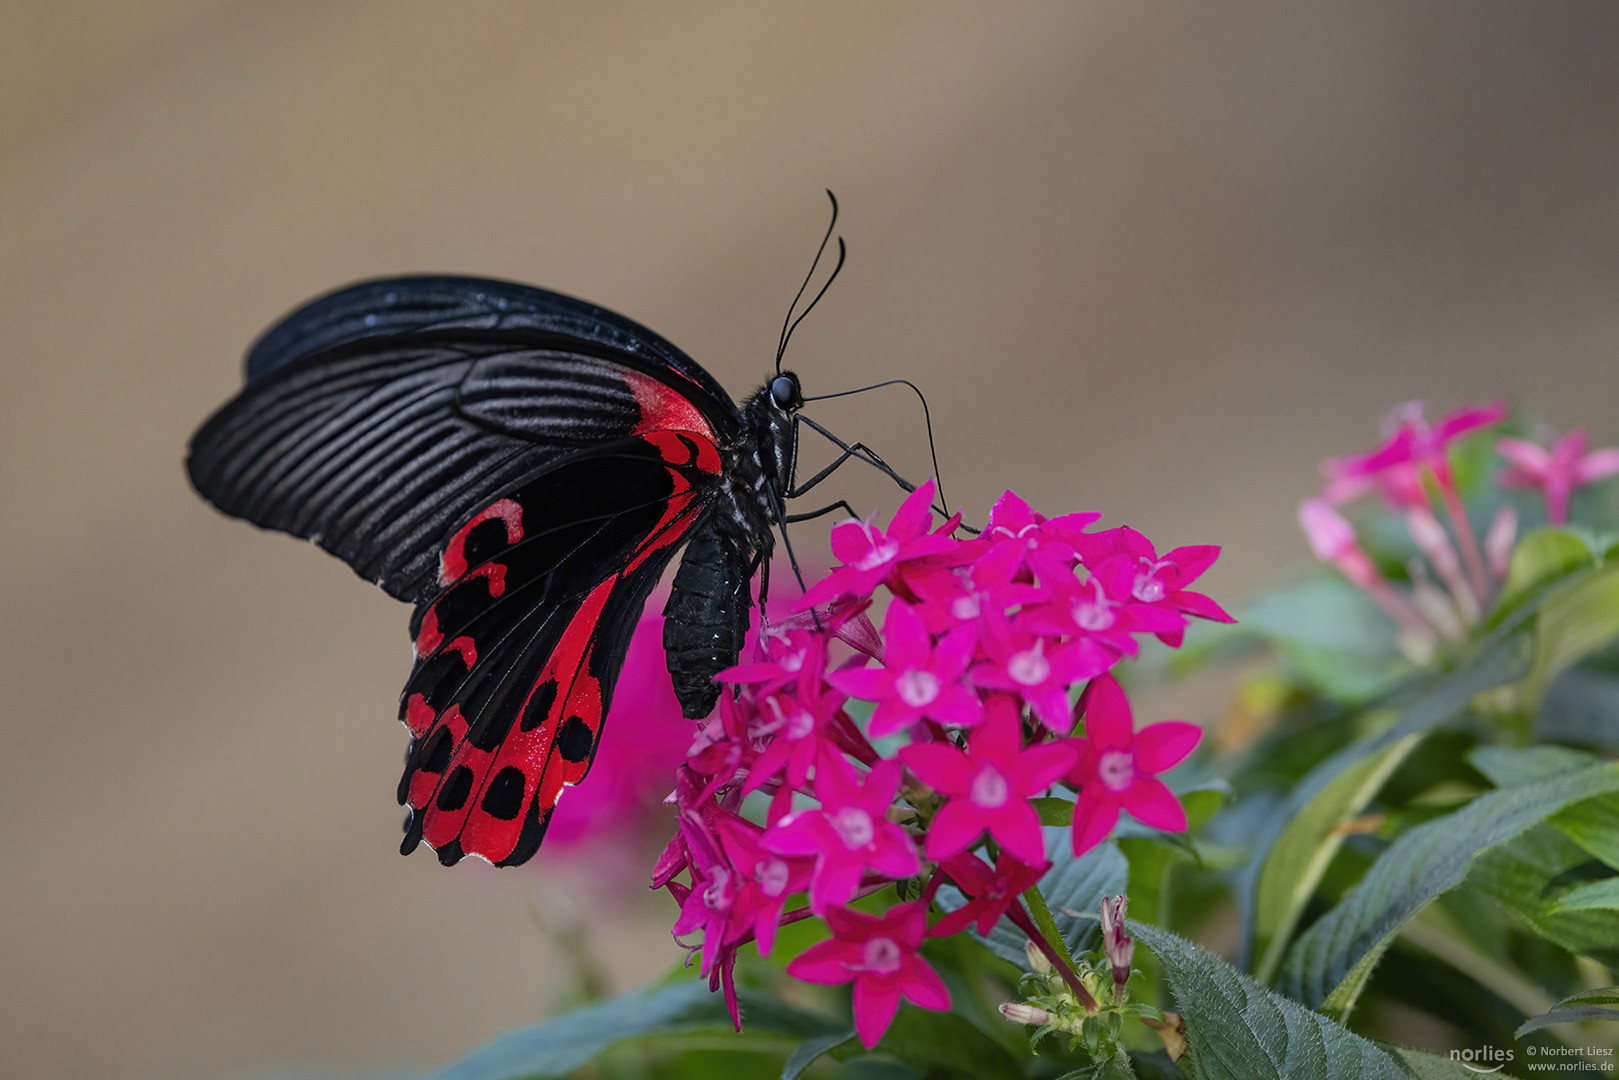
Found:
<box><xmin>1011</xmin><ymin>892</ymin><xmax>1098</xmax><ymax>1011</ymax></box>
<box><xmin>1438</xmin><ymin>476</ymin><xmax>1490</xmax><ymax>601</ymax></box>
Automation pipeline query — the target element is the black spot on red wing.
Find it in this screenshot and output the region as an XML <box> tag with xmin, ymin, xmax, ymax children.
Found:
<box><xmin>400</xmin><ymin>810</ymin><xmax>424</xmax><ymax>855</ymax></box>
<box><xmin>437</xmin><ymin>838</ymin><xmax>465</xmax><ymax>867</ymax></box>
<box><xmin>557</xmin><ymin>716</ymin><xmax>595</xmax><ymax>763</ymax></box>
<box><xmin>496</xmin><ymin>792</ymin><xmax>551</xmax><ymax>867</ymax></box>
<box><xmin>519</xmin><ymin>679</ymin><xmax>560</xmax><ymax>732</ymax></box>
<box><xmin>480</xmin><ymin>767</ymin><xmax>526</xmax><ymax>820</ymax></box>
<box><xmin>436</xmin><ymin>765</ymin><xmax>474</xmax><ymax>812</ymax></box>
<box><xmin>466</xmin><ymin>702</ymin><xmax>517</xmax><ymax>753</ymax></box>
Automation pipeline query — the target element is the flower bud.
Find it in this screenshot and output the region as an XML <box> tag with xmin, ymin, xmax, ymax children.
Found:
<box><xmin>1025</xmin><ymin>939</ymin><xmax>1052</xmax><ymax>975</ymax></box>
<box><xmin>999</xmin><ymin>1001</ymin><xmax>1051</xmax><ymax>1026</ymax></box>
<box><xmin>1099</xmin><ymin>895</ymin><xmax>1133</xmax><ymax>1000</ymax></box>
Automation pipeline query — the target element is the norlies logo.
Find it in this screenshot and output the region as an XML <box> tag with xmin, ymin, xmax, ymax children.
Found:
<box><xmin>1451</xmin><ymin>1046</ymin><xmax>1514</xmax><ymax>1074</ymax></box>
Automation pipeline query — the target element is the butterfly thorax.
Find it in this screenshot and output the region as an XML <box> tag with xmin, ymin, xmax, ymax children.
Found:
<box><xmin>661</xmin><ymin>371</ymin><xmax>802</xmax><ymax>719</ymax></box>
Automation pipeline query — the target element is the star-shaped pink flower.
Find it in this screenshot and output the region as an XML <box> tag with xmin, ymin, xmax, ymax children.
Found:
<box><xmin>972</xmin><ymin>490</ymin><xmax>1100</xmax><ymax>588</ymax></box>
<box><xmin>931</xmin><ymin>849</ymin><xmax>1050</xmax><ymax>937</ymax></box>
<box><xmin>786</xmin><ymin>900</ymin><xmax>951</xmax><ymax>1048</ymax></box>
<box><xmin>1069</xmin><ymin>675</ymin><xmax>1202</xmax><ymax>855</ymax></box>
<box><xmin>798</xmin><ymin>480</ymin><xmax>961</xmax><ymax>608</ymax></box>
<box><xmin>900</xmin><ymin>698</ymin><xmax>1077</xmax><ymax>863</ymax></box>
<box><xmin>1021</xmin><ymin>549</ymin><xmax>1186</xmax><ymax>657</ymax></box>
<box><xmin>970</xmin><ymin>610</ymin><xmax>1113</xmax><ymax>733</ymax></box>
<box><xmin>761</xmin><ymin>750</ymin><xmax>922</xmax><ymax>913</ymax></box>
<box><xmin>1323</xmin><ymin>399</ymin><xmax>1507</xmax><ymax>508</ymax></box>
<box><xmin>1497</xmin><ymin>428</ymin><xmax>1619</xmax><ymax>525</ymax></box>
<box><xmin>1071</xmin><ymin>527</ymin><xmax>1232</xmax><ymax>646</ymax></box>
<box><xmin>713</xmin><ymin>814</ymin><xmax>814</xmax><ymax>958</ymax></box>
<box><xmin>829</xmin><ymin>600</ymin><xmax>982</xmax><ymax>737</ymax></box>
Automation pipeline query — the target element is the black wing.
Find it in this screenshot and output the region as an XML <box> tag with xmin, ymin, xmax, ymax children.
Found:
<box><xmin>188</xmin><ymin>276</ymin><xmax>739</xmax><ymax>602</ymax></box>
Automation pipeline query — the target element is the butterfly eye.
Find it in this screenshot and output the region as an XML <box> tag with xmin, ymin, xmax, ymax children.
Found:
<box><xmin>770</xmin><ymin>374</ymin><xmax>802</xmax><ymax>411</ymax></box>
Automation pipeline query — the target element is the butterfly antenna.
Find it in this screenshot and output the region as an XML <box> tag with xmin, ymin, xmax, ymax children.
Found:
<box><xmin>776</xmin><ymin>190</ymin><xmax>842</xmax><ymax>374</ymax></box>
<box><xmin>802</xmin><ymin>377</ymin><xmax>950</xmax><ymax>512</ymax></box>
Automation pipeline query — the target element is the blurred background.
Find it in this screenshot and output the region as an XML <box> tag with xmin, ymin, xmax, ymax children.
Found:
<box><xmin>5</xmin><ymin>2</ymin><xmax>1619</xmax><ymax>1076</ymax></box>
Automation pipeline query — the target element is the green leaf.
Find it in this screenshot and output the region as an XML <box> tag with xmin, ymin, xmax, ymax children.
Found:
<box><xmin>1469</xmin><ymin>745</ymin><xmax>1619</xmax><ymax>869</ymax></box>
<box><xmin>1493</xmin><ymin>526</ymin><xmax>1600</xmax><ymax>620</ymax></box>
<box><xmin>1251</xmin><ymin>731</ymin><xmax>1422</xmax><ymax>984</ymax></box>
<box><xmin>1034</xmin><ymin>796</ymin><xmax>1074</xmax><ymax>826</ymax></box>
<box><xmin>1281</xmin><ymin>762</ymin><xmax>1619</xmax><ymax>1017</ymax></box>
<box><xmin>1469</xmin><ymin>828</ymin><xmax>1619</xmax><ymax>963</ymax></box>
<box><xmin>1054</xmin><ymin>1048</ymin><xmax>1138</xmax><ymax>1079</ymax></box>
<box><xmin>436</xmin><ymin>979</ymin><xmax>841</xmax><ymax>1080</ymax></box>
<box><xmin>1387</xmin><ymin>1045</ymin><xmax>1524</xmax><ymax>1079</ymax></box>
<box><xmin>1129</xmin><ymin>921</ymin><xmax>1407</xmax><ymax>1080</ymax></box>
<box><xmin>1552</xmin><ymin>878</ymin><xmax>1619</xmax><ymax>912</ymax></box>
<box><xmin>1239</xmin><ymin>575</ymin><xmax>1409</xmax><ymax>701</ymax></box>
<box><xmin>782</xmin><ymin>1031</ymin><xmax>854</xmax><ymax>1079</ymax></box>
<box><xmin>1516</xmin><ymin>986</ymin><xmax>1619</xmax><ymax>1037</ymax></box>
<box><xmin>1539</xmin><ymin>667</ymin><xmax>1619</xmax><ymax>747</ymax></box>
<box><xmin>1523</xmin><ymin>564</ymin><xmax>1619</xmax><ymax>703</ymax></box>
<box><xmin>1235</xmin><ymin>617</ymin><xmax>1534</xmax><ymax>970</ymax></box>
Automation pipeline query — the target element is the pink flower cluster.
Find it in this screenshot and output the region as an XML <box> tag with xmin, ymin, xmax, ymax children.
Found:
<box><xmin>653</xmin><ymin>482</ymin><xmax>1227</xmax><ymax>1046</ymax></box>
<box><xmin>1301</xmin><ymin>402</ymin><xmax>1619</xmax><ymax>661</ymax></box>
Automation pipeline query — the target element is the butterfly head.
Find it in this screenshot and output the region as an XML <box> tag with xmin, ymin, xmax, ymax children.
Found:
<box><xmin>769</xmin><ymin>372</ymin><xmax>804</xmax><ymax>413</ymax></box>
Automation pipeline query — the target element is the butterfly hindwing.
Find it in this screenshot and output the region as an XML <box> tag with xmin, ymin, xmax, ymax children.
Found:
<box><xmin>397</xmin><ymin>432</ymin><xmax>723</xmax><ymax>865</ymax></box>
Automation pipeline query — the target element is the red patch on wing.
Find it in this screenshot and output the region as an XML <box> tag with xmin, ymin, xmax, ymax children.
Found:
<box><xmin>439</xmin><ymin>498</ymin><xmax>524</xmax><ymax>584</ymax></box>
<box><xmin>625</xmin><ymin>370</ymin><xmax>716</xmax><ymax>444</ymax></box>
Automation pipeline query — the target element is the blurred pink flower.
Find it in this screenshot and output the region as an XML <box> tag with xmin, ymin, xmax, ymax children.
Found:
<box><xmin>1498</xmin><ymin>428</ymin><xmax>1619</xmax><ymax>525</ymax></box>
<box><xmin>1323</xmin><ymin>399</ymin><xmax>1507</xmax><ymax>508</ymax></box>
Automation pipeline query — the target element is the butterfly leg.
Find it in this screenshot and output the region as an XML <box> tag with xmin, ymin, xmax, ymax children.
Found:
<box><xmin>784</xmin><ymin>500</ymin><xmax>859</xmax><ymax>524</ymax></box>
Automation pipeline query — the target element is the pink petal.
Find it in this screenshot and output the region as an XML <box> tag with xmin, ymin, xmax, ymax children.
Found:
<box><xmin>761</xmin><ymin>813</ymin><xmax>829</xmax><ymax>856</ymax></box>
<box><xmin>1433</xmin><ymin>399</ymin><xmax>1507</xmax><ymax>442</ymax></box>
<box><xmin>986</xmin><ymin>489</ymin><xmax>1034</xmax><ymax>532</ymax></box>
<box><xmin>824</xmin><ymin>904</ymin><xmax>875</xmax><ymax>938</ymax></box>
<box><xmin>828</xmin><ymin>666</ymin><xmax>891</xmax><ymax>700</ymax></box>
<box><xmin>929</xmin><ymin>905</ymin><xmax>979</xmax><ymax>937</ymax></box>
<box><xmin>862</xmin><ymin>759</ymin><xmax>905</xmax><ymax>807</ymax></box>
<box><xmin>1122</xmin><ymin>777</ymin><xmax>1188</xmax><ymax>832</ymax></box>
<box><xmin>924</xmin><ymin>799</ymin><xmax>984</xmax><ymax>859</ymax></box>
<box><xmin>1133</xmin><ymin>721</ymin><xmax>1202</xmax><ymax>774</ymax></box>
<box><xmin>787</xmin><ymin>939</ymin><xmax>858</xmax><ymax>985</ymax></box>
<box><xmin>1165</xmin><ymin>545</ymin><xmax>1221</xmax><ymax>586</ymax></box>
<box><xmin>900</xmin><ymin>742</ymin><xmax>975</xmax><ymax>793</ymax></box>
<box><xmin>853</xmin><ymin>977</ymin><xmax>902</xmax><ymax>1048</ymax></box>
<box><xmin>811</xmin><ymin>858</ymin><xmax>866</xmax><ymax>913</ymax></box>
<box><xmin>932</xmin><ymin>624</ymin><xmax>978</xmax><ymax>678</ymax></box>
<box><xmin>1576</xmin><ymin>447</ymin><xmax>1619</xmax><ymax>484</ymax></box>
<box><xmin>1171</xmin><ymin>589</ymin><xmax>1235</xmax><ymax>623</ymax></box>
<box><xmin>898</xmin><ymin>957</ymin><xmax>952</xmax><ymax>1011</ymax></box>
<box><xmin>931</xmin><ymin>685</ymin><xmax>987</xmax><ymax>728</ymax></box>
<box><xmin>1027</xmin><ymin>683</ymin><xmax>1077</xmax><ymax>734</ymax></box>
<box><xmin>1081</xmin><ymin>675</ymin><xmax>1134</xmax><ymax>750</ymax></box>
<box><xmin>868</xmin><ymin>828</ymin><xmax>923</xmax><ymax>878</ymax></box>
<box><xmin>1071</xmin><ymin>789</ymin><xmax>1120</xmax><ymax>855</ymax></box>
<box><xmin>867</xmin><ymin>699</ymin><xmax>919</xmax><ymax>740</ymax></box>
<box><xmin>888</xmin><ymin>479</ymin><xmax>939</xmax><ymax>539</ymax></box>
<box><xmin>882</xmin><ymin>600</ymin><xmax>932</xmax><ymax>667</ymax></box>
<box><xmin>1496</xmin><ymin>436</ymin><xmax>1551</xmax><ymax>477</ymax></box>
<box><xmin>1016</xmin><ymin>741</ymin><xmax>1081</xmax><ymax>793</ymax></box>
<box><xmin>988</xmin><ymin>800</ymin><xmax>1046</xmax><ymax>864</ymax></box>
<box><xmin>971</xmin><ymin>700</ymin><xmax>1023</xmax><ymax>759</ymax></box>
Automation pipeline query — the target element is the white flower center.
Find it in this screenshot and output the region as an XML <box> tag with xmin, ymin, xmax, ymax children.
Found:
<box><xmin>970</xmin><ymin>764</ymin><xmax>1010</xmax><ymax>809</ymax></box>
<box><xmin>895</xmin><ymin>669</ymin><xmax>941</xmax><ymax>708</ymax></box>
<box><xmin>1097</xmin><ymin>749</ymin><xmax>1135</xmax><ymax>792</ymax></box>
<box><xmin>754</xmin><ymin>857</ymin><xmax>791</xmax><ymax>898</ymax></box>
<box><xmin>859</xmin><ymin>936</ymin><xmax>903</xmax><ymax>975</ymax></box>
<box><xmin>1073</xmin><ymin>595</ymin><xmax>1116</xmax><ymax>632</ymax></box>
<box><xmin>853</xmin><ymin>525</ymin><xmax>900</xmax><ymax>570</ymax></box>
<box><xmin>1132</xmin><ymin>559</ymin><xmax>1169</xmax><ymax>603</ymax></box>
<box><xmin>1007</xmin><ymin>644</ymin><xmax>1050</xmax><ymax>687</ymax></box>
<box><xmin>831</xmin><ymin>806</ymin><xmax>875</xmax><ymax>850</ymax></box>
<box><xmin>703</xmin><ymin>866</ymin><xmax>733</xmax><ymax>910</ymax></box>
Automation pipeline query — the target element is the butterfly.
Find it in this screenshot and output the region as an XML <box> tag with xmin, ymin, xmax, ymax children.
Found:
<box><xmin>186</xmin><ymin>216</ymin><xmax>892</xmax><ymax>867</ymax></box>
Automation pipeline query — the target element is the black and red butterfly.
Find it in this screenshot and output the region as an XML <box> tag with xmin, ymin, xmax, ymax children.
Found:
<box><xmin>187</xmin><ymin>209</ymin><xmax>923</xmax><ymax>867</ymax></box>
